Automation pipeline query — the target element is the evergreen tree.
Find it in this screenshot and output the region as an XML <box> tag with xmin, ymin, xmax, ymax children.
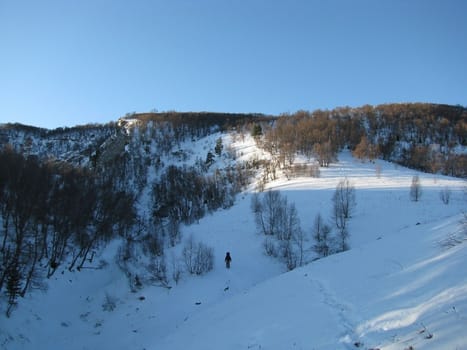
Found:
<box><xmin>205</xmin><ymin>151</ymin><xmax>215</xmax><ymax>167</ymax></box>
<box><xmin>215</xmin><ymin>137</ymin><xmax>223</xmax><ymax>156</ymax></box>
<box><xmin>251</xmin><ymin>124</ymin><xmax>262</xmax><ymax>138</ymax></box>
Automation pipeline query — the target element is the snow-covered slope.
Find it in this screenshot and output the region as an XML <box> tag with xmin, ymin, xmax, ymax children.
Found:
<box><xmin>1</xmin><ymin>135</ymin><xmax>466</xmax><ymax>350</ymax></box>
<box><xmin>157</xmin><ymin>212</ymin><xmax>467</xmax><ymax>350</ymax></box>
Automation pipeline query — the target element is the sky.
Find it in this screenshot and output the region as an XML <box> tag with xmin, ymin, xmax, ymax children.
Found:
<box><xmin>1</xmin><ymin>0</ymin><xmax>466</xmax><ymax>129</ymax></box>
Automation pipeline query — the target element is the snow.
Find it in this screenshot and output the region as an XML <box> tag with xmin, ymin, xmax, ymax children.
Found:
<box><xmin>1</xmin><ymin>134</ymin><xmax>466</xmax><ymax>350</ymax></box>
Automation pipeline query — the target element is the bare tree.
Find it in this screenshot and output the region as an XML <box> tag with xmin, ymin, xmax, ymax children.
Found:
<box><xmin>410</xmin><ymin>175</ymin><xmax>422</xmax><ymax>202</ymax></box>
<box><xmin>263</xmin><ymin>237</ymin><xmax>278</xmax><ymax>257</ymax></box>
<box><xmin>170</xmin><ymin>253</ymin><xmax>183</xmax><ymax>285</ymax></box>
<box><xmin>439</xmin><ymin>186</ymin><xmax>451</xmax><ymax>205</ymax></box>
<box><xmin>292</xmin><ymin>226</ymin><xmax>306</xmax><ymax>268</ymax></box>
<box><xmin>313</xmin><ymin>141</ymin><xmax>336</xmax><ymax>167</ymax></box>
<box><xmin>281</xmin><ymin>202</ymin><xmax>305</xmax><ymax>270</ymax></box>
<box><xmin>147</xmin><ymin>254</ymin><xmax>169</xmax><ymax>287</ymax></box>
<box><xmin>333</xmin><ymin>178</ymin><xmax>356</xmax><ymax>220</ymax></box>
<box><xmin>312</xmin><ymin>213</ymin><xmax>332</xmax><ymax>258</ymax></box>
<box><xmin>353</xmin><ymin>136</ymin><xmax>379</xmax><ymax>161</ymax></box>
<box><xmin>336</xmin><ymin>227</ymin><xmax>350</xmax><ymax>252</ymax></box>
<box><xmin>253</xmin><ymin>191</ymin><xmax>304</xmax><ymax>270</ymax></box>
<box><xmin>167</xmin><ymin>216</ymin><xmax>181</xmax><ymax>247</ymax></box>
<box><xmin>375</xmin><ymin>164</ymin><xmax>382</xmax><ymax>178</ymax></box>
<box><xmin>332</xmin><ymin>179</ymin><xmax>355</xmax><ymax>252</ymax></box>
<box><xmin>182</xmin><ymin>235</ymin><xmax>214</xmax><ymax>275</ymax></box>
<box><xmin>252</xmin><ymin>190</ymin><xmax>288</xmax><ymax>237</ymax></box>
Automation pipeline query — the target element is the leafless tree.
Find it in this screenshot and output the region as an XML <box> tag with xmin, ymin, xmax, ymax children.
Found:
<box><xmin>333</xmin><ymin>178</ymin><xmax>356</xmax><ymax>220</ymax></box>
<box><xmin>332</xmin><ymin>179</ymin><xmax>355</xmax><ymax>252</ymax></box>
<box><xmin>182</xmin><ymin>235</ymin><xmax>214</xmax><ymax>275</ymax></box>
<box><xmin>439</xmin><ymin>186</ymin><xmax>451</xmax><ymax>205</ymax></box>
<box><xmin>253</xmin><ymin>191</ymin><xmax>304</xmax><ymax>270</ymax></box>
<box><xmin>410</xmin><ymin>175</ymin><xmax>422</xmax><ymax>202</ymax></box>
<box><xmin>312</xmin><ymin>213</ymin><xmax>332</xmax><ymax>258</ymax></box>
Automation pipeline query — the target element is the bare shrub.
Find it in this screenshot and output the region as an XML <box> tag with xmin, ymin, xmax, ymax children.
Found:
<box><xmin>439</xmin><ymin>186</ymin><xmax>451</xmax><ymax>204</ymax></box>
<box><xmin>182</xmin><ymin>235</ymin><xmax>214</xmax><ymax>275</ymax></box>
<box><xmin>170</xmin><ymin>253</ymin><xmax>183</xmax><ymax>285</ymax></box>
<box><xmin>252</xmin><ymin>190</ymin><xmax>288</xmax><ymax>237</ymax></box>
<box><xmin>142</xmin><ymin>232</ymin><xmax>164</xmax><ymax>257</ymax></box>
<box><xmin>375</xmin><ymin>164</ymin><xmax>382</xmax><ymax>178</ymax></box>
<box><xmin>332</xmin><ymin>178</ymin><xmax>356</xmax><ymax>220</ymax></box>
<box><xmin>312</xmin><ymin>213</ymin><xmax>332</xmax><ymax>258</ymax></box>
<box><xmin>254</xmin><ymin>190</ymin><xmax>305</xmax><ymax>270</ymax></box>
<box><xmin>410</xmin><ymin>175</ymin><xmax>422</xmax><ymax>202</ymax></box>
<box><xmin>147</xmin><ymin>255</ymin><xmax>169</xmax><ymax>287</ymax></box>
<box><xmin>167</xmin><ymin>216</ymin><xmax>181</xmax><ymax>247</ymax></box>
<box><xmin>310</xmin><ymin>163</ymin><xmax>321</xmax><ymax>178</ymax></box>
<box><xmin>286</xmin><ymin>163</ymin><xmax>320</xmax><ymax>179</ymax></box>
<box><xmin>263</xmin><ymin>237</ymin><xmax>278</xmax><ymax>257</ymax></box>
<box><xmin>332</xmin><ymin>179</ymin><xmax>355</xmax><ymax>252</ymax></box>
<box><xmin>102</xmin><ymin>292</ymin><xmax>118</xmax><ymax>312</ymax></box>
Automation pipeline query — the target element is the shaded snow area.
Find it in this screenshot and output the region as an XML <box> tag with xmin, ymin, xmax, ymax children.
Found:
<box><xmin>1</xmin><ymin>135</ymin><xmax>466</xmax><ymax>350</ymax></box>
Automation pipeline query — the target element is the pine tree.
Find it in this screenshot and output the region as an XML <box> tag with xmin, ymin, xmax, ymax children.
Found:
<box><xmin>251</xmin><ymin>124</ymin><xmax>262</xmax><ymax>138</ymax></box>
<box><xmin>214</xmin><ymin>137</ymin><xmax>223</xmax><ymax>156</ymax></box>
<box><xmin>205</xmin><ymin>151</ymin><xmax>215</xmax><ymax>167</ymax></box>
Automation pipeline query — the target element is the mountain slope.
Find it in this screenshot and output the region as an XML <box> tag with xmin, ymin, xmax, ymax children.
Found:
<box><xmin>153</xmin><ymin>150</ymin><xmax>467</xmax><ymax>350</ymax></box>
<box><xmin>1</xmin><ymin>134</ymin><xmax>466</xmax><ymax>350</ymax></box>
<box><xmin>156</xmin><ymin>212</ymin><xmax>467</xmax><ymax>350</ymax></box>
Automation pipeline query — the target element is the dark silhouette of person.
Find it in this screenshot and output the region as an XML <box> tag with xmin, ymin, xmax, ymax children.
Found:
<box><xmin>225</xmin><ymin>252</ymin><xmax>232</xmax><ymax>269</ymax></box>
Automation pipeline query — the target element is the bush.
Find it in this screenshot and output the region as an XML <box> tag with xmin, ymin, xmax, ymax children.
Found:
<box><xmin>170</xmin><ymin>253</ymin><xmax>183</xmax><ymax>284</ymax></box>
<box><xmin>440</xmin><ymin>186</ymin><xmax>451</xmax><ymax>204</ymax></box>
<box><xmin>410</xmin><ymin>175</ymin><xmax>422</xmax><ymax>202</ymax></box>
<box><xmin>254</xmin><ymin>191</ymin><xmax>305</xmax><ymax>270</ymax></box>
<box><xmin>148</xmin><ymin>255</ymin><xmax>169</xmax><ymax>287</ymax></box>
<box><xmin>102</xmin><ymin>292</ymin><xmax>118</xmax><ymax>312</ymax></box>
<box><xmin>182</xmin><ymin>235</ymin><xmax>214</xmax><ymax>275</ymax></box>
<box><xmin>263</xmin><ymin>237</ymin><xmax>278</xmax><ymax>257</ymax></box>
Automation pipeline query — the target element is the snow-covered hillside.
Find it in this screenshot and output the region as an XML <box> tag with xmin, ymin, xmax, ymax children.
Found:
<box><xmin>1</xmin><ymin>134</ymin><xmax>466</xmax><ymax>350</ymax></box>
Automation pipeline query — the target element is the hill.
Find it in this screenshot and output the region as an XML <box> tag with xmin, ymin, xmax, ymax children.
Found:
<box><xmin>1</xmin><ymin>130</ymin><xmax>466</xmax><ymax>349</ymax></box>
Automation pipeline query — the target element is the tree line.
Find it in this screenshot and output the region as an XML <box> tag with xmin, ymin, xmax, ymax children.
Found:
<box><xmin>126</xmin><ymin>111</ymin><xmax>273</xmax><ymax>141</ymax></box>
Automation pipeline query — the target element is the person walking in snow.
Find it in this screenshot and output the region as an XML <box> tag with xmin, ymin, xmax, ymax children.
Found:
<box><xmin>225</xmin><ymin>252</ymin><xmax>232</xmax><ymax>269</ymax></box>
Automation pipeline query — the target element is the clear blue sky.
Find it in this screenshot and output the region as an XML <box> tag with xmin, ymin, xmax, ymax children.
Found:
<box><xmin>1</xmin><ymin>0</ymin><xmax>466</xmax><ymax>129</ymax></box>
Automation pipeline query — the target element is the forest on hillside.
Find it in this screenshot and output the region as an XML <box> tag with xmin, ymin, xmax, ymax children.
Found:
<box><xmin>255</xmin><ymin>103</ymin><xmax>466</xmax><ymax>181</ymax></box>
<box><xmin>0</xmin><ymin>113</ymin><xmax>265</xmax><ymax>315</ymax></box>
<box><xmin>0</xmin><ymin>103</ymin><xmax>465</xmax><ymax>316</ymax></box>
